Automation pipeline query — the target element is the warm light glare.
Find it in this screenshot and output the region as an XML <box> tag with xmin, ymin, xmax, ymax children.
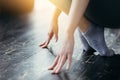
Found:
<box><xmin>0</xmin><ymin>0</ymin><xmax>34</xmax><ymax>14</ymax></box>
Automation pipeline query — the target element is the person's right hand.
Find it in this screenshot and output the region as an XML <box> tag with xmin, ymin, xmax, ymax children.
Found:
<box><xmin>40</xmin><ymin>21</ymin><xmax>58</xmax><ymax>48</ymax></box>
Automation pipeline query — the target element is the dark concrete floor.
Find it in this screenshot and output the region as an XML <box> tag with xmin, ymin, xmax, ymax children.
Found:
<box><xmin>0</xmin><ymin>0</ymin><xmax>120</xmax><ymax>80</ymax></box>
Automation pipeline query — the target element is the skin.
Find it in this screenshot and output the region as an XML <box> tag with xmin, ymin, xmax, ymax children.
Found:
<box><xmin>40</xmin><ymin>0</ymin><xmax>90</xmax><ymax>74</ymax></box>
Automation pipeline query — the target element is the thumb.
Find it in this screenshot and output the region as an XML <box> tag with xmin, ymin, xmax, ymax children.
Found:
<box><xmin>66</xmin><ymin>54</ymin><xmax>72</xmax><ymax>70</ymax></box>
<box><xmin>54</xmin><ymin>31</ymin><xmax>58</xmax><ymax>42</ymax></box>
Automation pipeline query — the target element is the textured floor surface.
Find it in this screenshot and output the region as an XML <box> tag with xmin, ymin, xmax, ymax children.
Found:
<box><xmin>0</xmin><ymin>0</ymin><xmax>120</xmax><ymax>80</ymax></box>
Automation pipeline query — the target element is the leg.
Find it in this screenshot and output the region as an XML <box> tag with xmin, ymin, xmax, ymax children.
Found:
<box><xmin>78</xmin><ymin>16</ymin><xmax>94</xmax><ymax>51</ymax></box>
<box><xmin>78</xmin><ymin>16</ymin><xmax>115</xmax><ymax>56</ymax></box>
<box><xmin>78</xmin><ymin>28</ymin><xmax>95</xmax><ymax>51</ymax></box>
<box><xmin>78</xmin><ymin>29</ymin><xmax>96</xmax><ymax>56</ymax></box>
<box><xmin>78</xmin><ymin>16</ymin><xmax>96</xmax><ymax>56</ymax></box>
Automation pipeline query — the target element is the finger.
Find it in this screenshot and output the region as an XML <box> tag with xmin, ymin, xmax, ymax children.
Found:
<box><xmin>39</xmin><ymin>41</ymin><xmax>46</xmax><ymax>46</ymax></box>
<box><xmin>41</xmin><ymin>40</ymin><xmax>49</xmax><ymax>48</ymax></box>
<box><xmin>51</xmin><ymin>55</ymin><xmax>62</xmax><ymax>74</ymax></box>
<box><xmin>53</xmin><ymin>55</ymin><xmax>67</xmax><ymax>74</ymax></box>
<box><xmin>55</xmin><ymin>33</ymin><xmax>58</xmax><ymax>42</ymax></box>
<box><xmin>48</xmin><ymin>55</ymin><xmax>59</xmax><ymax>70</ymax></box>
<box><xmin>41</xmin><ymin>32</ymin><xmax>53</xmax><ymax>48</ymax></box>
<box><xmin>55</xmin><ymin>56</ymin><xmax>67</xmax><ymax>73</ymax></box>
<box><xmin>48</xmin><ymin>31</ymin><xmax>53</xmax><ymax>38</ymax></box>
<box><xmin>41</xmin><ymin>34</ymin><xmax>53</xmax><ymax>48</ymax></box>
<box><xmin>66</xmin><ymin>54</ymin><xmax>72</xmax><ymax>70</ymax></box>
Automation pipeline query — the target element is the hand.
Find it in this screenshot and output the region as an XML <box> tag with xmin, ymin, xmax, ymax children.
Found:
<box><xmin>40</xmin><ymin>21</ymin><xmax>58</xmax><ymax>48</ymax></box>
<box><xmin>48</xmin><ymin>34</ymin><xmax>74</xmax><ymax>74</ymax></box>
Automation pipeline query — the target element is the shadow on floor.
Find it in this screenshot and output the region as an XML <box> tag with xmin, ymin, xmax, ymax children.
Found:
<box><xmin>0</xmin><ymin>13</ymin><xmax>30</xmax><ymax>41</ymax></box>
<box><xmin>39</xmin><ymin>53</ymin><xmax>120</xmax><ymax>80</ymax></box>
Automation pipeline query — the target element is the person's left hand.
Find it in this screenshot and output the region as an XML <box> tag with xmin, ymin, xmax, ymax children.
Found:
<box><xmin>40</xmin><ymin>19</ymin><xmax>58</xmax><ymax>48</ymax></box>
<box><xmin>48</xmin><ymin>33</ymin><xmax>74</xmax><ymax>74</ymax></box>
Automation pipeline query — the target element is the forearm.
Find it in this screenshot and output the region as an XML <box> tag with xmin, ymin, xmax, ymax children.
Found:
<box><xmin>66</xmin><ymin>0</ymin><xmax>89</xmax><ymax>35</ymax></box>
<box><xmin>52</xmin><ymin>8</ymin><xmax>61</xmax><ymax>23</ymax></box>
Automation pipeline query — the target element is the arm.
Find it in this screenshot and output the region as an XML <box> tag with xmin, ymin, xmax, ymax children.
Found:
<box><xmin>48</xmin><ymin>0</ymin><xmax>90</xmax><ymax>74</ymax></box>
<box><xmin>52</xmin><ymin>8</ymin><xmax>61</xmax><ymax>23</ymax></box>
<box><xmin>40</xmin><ymin>8</ymin><xmax>61</xmax><ymax>48</ymax></box>
<box><xmin>66</xmin><ymin>0</ymin><xmax>89</xmax><ymax>35</ymax></box>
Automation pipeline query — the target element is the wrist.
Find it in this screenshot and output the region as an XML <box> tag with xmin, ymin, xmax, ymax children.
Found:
<box><xmin>66</xmin><ymin>29</ymin><xmax>75</xmax><ymax>36</ymax></box>
<box><xmin>51</xmin><ymin>15</ymin><xmax>58</xmax><ymax>24</ymax></box>
<box><xmin>66</xmin><ymin>24</ymin><xmax>77</xmax><ymax>36</ymax></box>
<box><xmin>51</xmin><ymin>18</ymin><xmax>58</xmax><ymax>25</ymax></box>
<box><xmin>52</xmin><ymin>14</ymin><xmax>60</xmax><ymax>23</ymax></box>
<box><xmin>65</xmin><ymin>30</ymin><xmax>74</xmax><ymax>39</ymax></box>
